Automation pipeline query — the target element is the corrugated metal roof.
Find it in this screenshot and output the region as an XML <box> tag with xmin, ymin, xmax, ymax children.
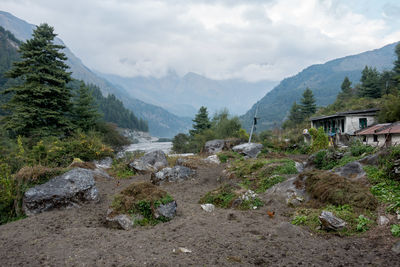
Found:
<box><xmin>356</xmin><ymin>122</ymin><xmax>400</xmax><ymax>135</ymax></box>
<box><xmin>311</xmin><ymin>108</ymin><xmax>379</xmax><ymax>121</ymax></box>
<box><xmin>377</xmin><ymin>123</ymin><xmax>400</xmax><ymax>134</ymax></box>
<box><xmin>355</xmin><ymin>124</ymin><xmax>390</xmax><ymax>135</ymax></box>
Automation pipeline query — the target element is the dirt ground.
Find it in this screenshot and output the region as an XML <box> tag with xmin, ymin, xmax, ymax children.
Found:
<box><xmin>0</xmin><ymin>164</ymin><xmax>398</xmax><ymax>266</ymax></box>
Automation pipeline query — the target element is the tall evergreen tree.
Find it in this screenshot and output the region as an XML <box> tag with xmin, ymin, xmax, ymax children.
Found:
<box><xmin>72</xmin><ymin>81</ymin><xmax>100</xmax><ymax>131</ymax></box>
<box><xmin>288</xmin><ymin>101</ymin><xmax>303</xmax><ymax>122</ymax></box>
<box><xmin>189</xmin><ymin>106</ymin><xmax>211</xmax><ymax>136</ymax></box>
<box><xmin>3</xmin><ymin>23</ymin><xmax>72</xmax><ymax>137</ymax></box>
<box><xmin>359</xmin><ymin>66</ymin><xmax>381</xmax><ymax>98</ymax></box>
<box><xmin>340</xmin><ymin>76</ymin><xmax>352</xmax><ymax>95</ymax></box>
<box><xmin>300</xmin><ymin>88</ymin><xmax>316</xmax><ymax>118</ymax></box>
<box><xmin>392</xmin><ymin>43</ymin><xmax>400</xmax><ymax>89</ymax></box>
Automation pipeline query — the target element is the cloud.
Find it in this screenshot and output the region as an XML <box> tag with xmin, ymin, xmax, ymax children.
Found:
<box><xmin>1</xmin><ymin>0</ymin><xmax>400</xmax><ymax>81</ymax></box>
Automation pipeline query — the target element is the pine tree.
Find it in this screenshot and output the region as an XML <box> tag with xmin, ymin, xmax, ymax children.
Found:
<box><xmin>359</xmin><ymin>66</ymin><xmax>381</xmax><ymax>98</ymax></box>
<box><xmin>3</xmin><ymin>23</ymin><xmax>72</xmax><ymax>138</ymax></box>
<box><xmin>300</xmin><ymin>88</ymin><xmax>316</xmax><ymax>118</ymax></box>
<box><xmin>189</xmin><ymin>106</ymin><xmax>211</xmax><ymax>136</ymax></box>
<box><xmin>392</xmin><ymin>43</ymin><xmax>400</xmax><ymax>89</ymax></box>
<box><xmin>72</xmin><ymin>81</ymin><xmax>100</xmax><ymax>131</ymax></box>
<box><xmin>288</xmin><ymin>101</ymin><xmax>303</xmax><ymax>122</ymax></box>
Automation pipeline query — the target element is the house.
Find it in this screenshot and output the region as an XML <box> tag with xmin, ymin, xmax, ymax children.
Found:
<box><xmin>355</xmin><ymin>122</ymin><xmax>400</xmax><ymax>147</ymax></box>
<box><xmin>309</xmin><ymin>108</ymin><xmax>379</xmax><ymax>145</ymax></box>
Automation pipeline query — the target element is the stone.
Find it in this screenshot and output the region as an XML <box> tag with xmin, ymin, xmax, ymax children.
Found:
<box><xmin>93</xmin><ymin>157</ymin><xmax>113</xmax><ymax>169</ymax></box>
<box><xmin>392</xmin><ymin>241</ymin><xmax>400</xmax><ymax>254</ymax></box>
<box><xmin>204</xmin><ymin>139</ymin><xmax>226</xmax><ymax>154</ymax></box>
<box><xmin>129</xmin><ymin>150</ymin><xmax>168</xmax><ymax>173</ymax></box>
<box><xmin>92</xmin><ymin>168</ymin><xmax>112</xmax><ymax>179</ymax></box>
<box><xmin>203</xmin><ymin>155</ymin><xmax>221</xmax><ymax>164</ymax></box>
<box><xmin>201</xmin><ymin>203</ymin><xmax>215</xmax><ymax>212</ymax></box>
<box><xmin>377</xmin><ymin>215</ymin><xmax>390</xmax><ymax>226</ymax></box>
<box><xmin>265</xmin><ymin>176</ymin><xmax>309</xmax><ymax>207</ymax></box>
<box><xmin>155</xmin><ymin>201</ymin><xmax>177</xmax><ymax>219</ymax></box>
<box><xmin>319</xmin><ymin>210</ymin><xmax>346</xmax><ymax>231</ymax></box>
<box><xmin>23</xmin><ymin>168</ymin><xmax>99</xmax><ymax>216</ymax></box>
<box><xmin>105</xmin><ymin>209</ymin><xmax>134</xmax><ymax>230</ymax></box>
<box><xmin>358</xmin><ymin>154</ymin><xmax>380</xmax><ymax>166</ymax></box>
<box><xmin>295</xmin><ymin>162</ymin><xmax>304</xmax><ymax>173</ymax></box>
<box><xmin>333</xmin><ymin>161</ymin><xmax>366</xmax><ymax>180</ymax></box>
<box><xmin>151</xmin><ymin>165</ymin><xmax>196</xmax><ymax>185</ymax></box>
<box><xmin>232</xmin><ymin>143</ymin><xmax>263</xmax><ymax>158</ymax></box>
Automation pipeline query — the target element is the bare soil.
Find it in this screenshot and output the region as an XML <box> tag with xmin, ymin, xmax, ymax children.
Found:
<box><xmin>0</xmin><ymin>164</ymin><xmax>398</xmax><ymax>266</ymax></box>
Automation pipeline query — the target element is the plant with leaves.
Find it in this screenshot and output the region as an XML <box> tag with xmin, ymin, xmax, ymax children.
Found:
<box><xmin>189</xmin><ymin>106</ymin><xmax>211</xmax><ymax>136</ymax></box>
<box><xmin>3</xmin><ymin>23</ymin><xmax>72</xmax><ymax>138</ymax></box>
<box><xmin>378</xmin><ymin>92</ymin><xmax>400</xmax><ymax>123</ymax></box>
<box><xmin>300</xmin><ymin>88</ymin><xmax>316</xmax><ymax>118</ymax></box>
<box><xmin>392</xmin><ymin>43</ymin><xmax>400</xmax><ymax>89</ymax></box>
<box><xmin>359</xmin><ymin>66</ymin><xmax>381</xmax><ymax>98</ymax></box>
<box><xmin>309</xmin><ymin>127</ymin><xmax>329</xmax><ymax>153</ymax></box>
<box><xmin>338</xmin><ymin>76</ymin><xmax>352</xmax><ymax>99</ymax></box>
<box><xmin>72</xmin><ymin>81</ymin><xmax>100</xmax><ymax>131</ymax></box>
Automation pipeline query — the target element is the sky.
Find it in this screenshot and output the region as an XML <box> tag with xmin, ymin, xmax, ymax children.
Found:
<box><xmin>2</xmin><ymin>0</ymin><xmax>400</xmax><ymax>82</ymax></box>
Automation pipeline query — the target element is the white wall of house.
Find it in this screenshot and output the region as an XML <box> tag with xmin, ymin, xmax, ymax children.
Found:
<box><xmin>344</xmin><ymin>116</ymin><xmax>377</xmax><ymax>135</ymax></box>
<box><xmin>362</xmin><ymin>133</ymin><xmax>400</xmax><ymax>147</ymax></box>
<box><xmin>392</xmin><ymin>134</ymin><xmax>400</xmax><ymax>146</ymax></box>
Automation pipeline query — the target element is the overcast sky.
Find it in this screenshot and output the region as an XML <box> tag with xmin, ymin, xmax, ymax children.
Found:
<box><xmin>2</xmin><ymin>0</ymin><xmax>400</xmax><ymax>82</ymax></box>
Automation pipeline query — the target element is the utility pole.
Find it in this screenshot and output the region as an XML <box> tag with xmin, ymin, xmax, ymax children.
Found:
<box><xmin>248</xmin><ymin>103</ymin><xmax>259</xmax><ymax>143</ymax></box>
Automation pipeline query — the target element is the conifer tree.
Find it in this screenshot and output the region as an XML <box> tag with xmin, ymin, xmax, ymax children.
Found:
<box><xmin>4</xmin><ymin>23</ymin><xmax>72</xmax><ymax>137</ymax></box>
<box><xmin>359</xmin><ymin>66</ymin><xmax>381</xmax><ymax>98</ymax></box>
<box><xmin>288</xmin><ymin>101</ymin><xmax>303</xmax><ymax>122</ymax></box>
<box><xmin>300</xmin><ymin>88</ymin><xmax>316</xmax><ymax>118</ymax></box>
<box><xmin>392</xmin><ymin>43</ymin><xmax>400</xmax><ymax>89</ymax></box>
<box><xmin>72</xmin><ymin>81</ymin><xmax>100</xmax><ymax>131</ymax></box>
<box><xmin>189</xmin><ymin>106</ymin><xmax>211</xmax><ymax>136</ymax></box>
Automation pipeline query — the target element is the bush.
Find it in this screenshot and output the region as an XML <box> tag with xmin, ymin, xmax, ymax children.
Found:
<box><xmin>350</xmin><ymin>140</ymin><xmax>375</xmax><ymax>157</ymax></box>
<box><xmin>291</xmin><ymin>215</ymin><xmax>307</xmax><ymax>225</ymax></box>
<box><xmin>309</xmin><ymin>127</ymin><xmax>329</xmax><ymax>153</ymax></box>
<box><xmin>356</xmin><ymin>215</ymin><xmax>372</xmax><ymax>232</ymax></box>
<box><xmin>0</xmin><ymin>163</ymin><xmax>17</xmax><ymax>224</ymax></box>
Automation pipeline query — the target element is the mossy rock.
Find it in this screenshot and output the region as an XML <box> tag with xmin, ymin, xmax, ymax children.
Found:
<box><xmin>110</xmin><ymin>181</ymin><xmax>176</xmax><ymax>226</ymax></box>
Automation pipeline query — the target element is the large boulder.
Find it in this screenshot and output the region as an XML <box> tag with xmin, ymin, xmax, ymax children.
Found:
<box><xmin>129</xmin><ymin>150</ymin><xmax>168</xmax><ymax>173</ymax></box>
<box><xmin>151</xmin><ymin>165</ymin><xmax>196</xmax><ymax>185</ymax></box>
<box><xmin>265</xmin><ymin>176</ymin><xmax>310</xmax><ymax>207</ymax></box>
<box><xmin>232</xmin><ymin>143</ymin><xmax>263</xmax><ymax>158</ymax></box>
<box><xmin>333</xmin><ymin>161</ymin><xmax>366</xmax><ymax>180</ymax></box>
<box><xmin>319</xmin><ymin>210</ymin><xmax>346</xmax><ymax>231</ymax></box>
<box><xmin>204</xmin><ymin>139</ymin><xmax>225</xmax><ymax>154</ymax></box>
<box><xmin>155</xmin><ymin>201</ymin><xmax>177</xmax><ymax>219</ymax></box>
<box><xmin>93</xmin><ymin>157</ymin><xmax>113</xmax><ymax>169</ymax></box>
<box><xmin>23</xmin><ymin>168</ymin><xmax>99</xmax><ymax>216</ymax></box>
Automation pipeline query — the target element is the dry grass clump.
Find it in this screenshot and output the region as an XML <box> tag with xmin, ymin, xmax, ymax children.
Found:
<box><xmin>14</xmin><ymin>165</ymin><xmax>65</xmax><ymax>184</ymax></box>
<box><xmin>300</xmin><ymin>170</ymin><xmax>378</xmax><ymax>210</ymax></box>
<box><xmin>68</xmin><ymin>161</ymin><xmax>96</xmax><ymax>170</ymax></box>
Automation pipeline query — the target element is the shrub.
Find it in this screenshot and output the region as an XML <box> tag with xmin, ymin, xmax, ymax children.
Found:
<box><xmin>0</xmin><ymin>163</ymin><xmax>17</xmax><ymax>224</ymax></box>
<box><xmin>350</xmin><ymin>140</ymin><xmax>375</xmax><ymax>157</ymax></box>
<box><xmin>291</xmin><ymin>215</ymin><xmax>307</xmax><ymax>225</ymax></box>
<box><xmin>356</xmin><ymin>215</ymin><xmax>372</xmax><ymax>232</ymax></box>
<box><xmin>309</xmin><ymin>127</ymin><xmax>329</xmax><ymax>153</ymax></box>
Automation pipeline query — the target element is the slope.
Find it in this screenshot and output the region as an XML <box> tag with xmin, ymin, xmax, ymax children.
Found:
<box><xmin>241</xmin><ymin>42</ymin><xmax>398</xmax><ymax>131</ymax></box>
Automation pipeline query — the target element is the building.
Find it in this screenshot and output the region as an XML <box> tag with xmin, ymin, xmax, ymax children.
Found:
<box><xmin>309</xmin><ymin>108</ymin><xmax>379</xmax><ymax>145</ymax></box>
<box><xmin>355</xmin><ymin>122</ymin><xmax>400</xmax><ymax>147</ymax></box>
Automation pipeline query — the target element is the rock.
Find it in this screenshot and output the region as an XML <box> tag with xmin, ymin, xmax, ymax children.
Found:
<box><xmin>92</xmin><ymin>168</ymin><xmax>112</xmax><ymax>179</ymax></box>
<box><xmin>377</xmin><ymin>215</ymin><xmax>390</xmax><ymax>226</ymax></box>
<box><xmin>204</xmin><ymin>139</ymin><xmax>226</xmax><ymax>154</ymax></box>
<box><xmin>295</xmin><ymin>162</ymin><xmax>304</xmax><ymax>173</ymax></box>
<box><xmin>201</xmin><ymin>203</ymin><xmax>215</xmax><ymax>212</ymax></box>
<box><xmin>232</xmin><ymin>143</ymin><xmax>263</xmax><ymax>158</ymax></box>
<box><xmin>319</xmin><ymin>210</ymin><xmax>346</xmax><ymax>231</ymax></box>
<box><xmin>23</xmin><ymin>168</ymin><xmax>99</xmax><ymax>216</ymax></box>
<box><xmin>151</xmin><ymin>165</ymin><xmax>196</xmax><ymax>185</ymax></box>
<box><xmin>105</xmin><ymin>209</ymin><xmax>134</xmax><ymax>230</ymax></box>
<box><xmin>358</xmin><ymin>154</ymin><xmax>380</xmax><ymax>166</ymax></box>
<box><xmin>203</xmin><ymin>155</ymin><xmax>221</xmax><ymax>164</ymax></box>
<box><xmin>392</xmin><ymin>241</ymin><xmax>400</xmax><ymax>254</ymax></box>
<box><xmin>174</xmin><ymin>247</ymin><xmax>192</xmax><ymax>253</ymax></box>
<box><xmin>265</xmin><ymin>176</ymin><xmax>309</xmax><ymax>207</ymax></box>
<box><xmin>333</xmin><ymin>161</ymin><xmax>366</xmax><ymax>180</ymax></box>
<box><xmin>129</xmin><ymin>150</ymin><xmax>168</xmax><ymax>173</ymax></box>
<box><xmin>155</xmin><ymin>201</ymin><xmax>177</xmax><ymax>219</ymax></box>
<box><xmin>93</xmin><ymin>157</ymin><xmax>113</xmax><ymax>169</ymax></box>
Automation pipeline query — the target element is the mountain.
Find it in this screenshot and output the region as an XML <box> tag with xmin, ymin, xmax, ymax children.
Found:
<box><xmin>0</xmin><ymin>10</ymin><xmax>191</xmax><ymax>137</ymax></box>
<box><xmin>99</xmin><ymin>71</ymin><xmax>278</xmax><ymax>117</ymax></box>
<box><xmin>241</xmin><ymin>42</ymin><xmax>399</xmax><ymax>131</ymax></box>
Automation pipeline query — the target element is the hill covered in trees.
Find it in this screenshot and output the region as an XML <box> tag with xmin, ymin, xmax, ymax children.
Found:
<box><xmin>241</xmin><ymin>42</ymin><xmax>399</xmax><ymax>131</ymax></box>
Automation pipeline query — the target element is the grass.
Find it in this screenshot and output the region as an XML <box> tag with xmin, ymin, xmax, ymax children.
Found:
<box><xmin>217</xmin><ymin>151</ymin><xmax>243</xmax><ymax>163</ymax></box>
<box><xmin>391</xmin><ymin>224</ymin><xmax>400</xmax><ymax>237</ymax></box>
<box><xmin>111</xmin><ymin>181</ymin><xmax>175</xmax><ymax>226</ymax></box>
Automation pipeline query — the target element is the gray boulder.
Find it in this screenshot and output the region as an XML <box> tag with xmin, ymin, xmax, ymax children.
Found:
<box><xmin>155</xmin><ymin>201</ymin><xmax>177</xmax><ymax>219</ymax></box>
<box><xmin>23</xmin><ymin>168</ymin><xmax>99</xmax><ymax>216</ymax></box>
<box><xmin>93</xmin><ymin>157</ymin><xmax>113</xmax><ymax>169</ymax></box>
<box><xmin>319</xmin><ymin>211</ymin><xmax>346</xmax><ymax>231</ymax></box>
<box><xmin>204</xmin><ymin>139</ymin><xmax>225</xmax><ymax>154</ymax></box>
<box><xmin>232</xmin><ymin>143</ymin><xmax>263</xmax><ymax>158</ymax></box>
<box><xmin>129</xmin><ymin>150</ymin><xmax>168</xmax><ymax>173</ymax></box>
<box><xmin>105</xmin><ymin>209</ymin><xmax>134</xmax><ymax>230</ymax></box>
<box><xmin>358</xmin><ymin>154</ymin><xmax>380</xmax><ymax>166</ymax></box>
<box><xmin>151</xmin><ymin>166</ymin><xmax>196</xmax><ymax>185</ymax></box>
<box><xmin>265</xmin><ymin>176</ymin><xmax>310</xmax><ymax>207</ymax></box>
<box><xmin>333</xmin><ymin>161</ymin><xmax>366</xmax><ymax>180</ymax></box>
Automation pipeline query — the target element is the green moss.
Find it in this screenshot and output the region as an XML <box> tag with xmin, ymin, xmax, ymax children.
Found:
<box><xmin>199</xmin><ymin>184</ymin><xmax>238</xmax><ymax>208</ymax></box>
<box><xmin>257</xmin><ymin>175</ymin><xmax>285</xmax><ymax>193</ymax></box>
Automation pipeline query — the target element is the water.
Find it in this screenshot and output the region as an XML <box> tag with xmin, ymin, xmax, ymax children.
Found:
<box><xmin>124</xmin><ymin>141</ymin><xmax>173</xmax><ymax>154</ymax></box>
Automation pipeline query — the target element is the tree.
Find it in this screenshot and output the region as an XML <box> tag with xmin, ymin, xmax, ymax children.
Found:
<box><xmin>393</xmin><ymin>43</ymin><xmax>400</xmax><ymax>89</ymax></box>
<box><xmin>3</xmin><ymin>23</ymin><xmax>72</xmax><ymax>138</ymax></box>
<box><xmin>338</xmin><ymin>76</ymin><xmax>352</xmax><ymax>99</ymax></box>
<box><xmin>300</xmin><ymin>88</ymin><xmax>316</xmax><ymax>118</ymax></box>
<box><xmin>378</xmin><ymin>92</ymin><xmax>400</xmax><ymax>123</ymax></box>
<box><xmin>359</xmin><ymin>66</ymin><xmax>381</xmax><ymax>98</ymax></box>
<box><xmin>189</xmin><ymin>106</ymin><xmax>211</xmax><ymax>136</ymax></box>
<box><xmin>72</xmin><ymin>81</ymin><xmax>100</xmax><ymax>131</ymax></box>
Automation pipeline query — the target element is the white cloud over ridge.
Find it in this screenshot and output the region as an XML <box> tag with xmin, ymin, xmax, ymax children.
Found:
<box><xmin>1</xmin><ymin>0</ymin><xmax>400</xmax><ymax>81</ymax></box>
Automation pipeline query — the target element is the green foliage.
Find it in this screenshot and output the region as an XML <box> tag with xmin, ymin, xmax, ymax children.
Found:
<box><xmin>217</xmin><ymin>151</ymin><xmax>242</xmax><ymax>163</ymax></box>
<box><xmin>340</xmin><ymin>76</ymin><xmax>352</xmax><ymax>97</ymax></box>
<box><xmin>199</xmin><ymin>184</ymin><xmax>237</xmax><ymax>209</ymax></box>
<box><xmin>364</xmin><ymin>165</ymin><xmax>400</xmax><ymax>212</ymax></box>
<box><xmin>359</xmin><ymin>66</ymin><xmax>382</xmax><ymax>98</ymax></box>
<box><xmin>172</xmin><ymin>133</ymin><xmax>190</xmax><ymax>153</ymax></box>
<box><xmin>350</xmin><ymin>140</ymin><xmax>375</xmax><ymax>156</ymax></box>
<box><xmin>356</xmin><ymin>215</ymin><xmax>371</xmax><ymax>232</ymax></box>
<box><xmin>378</xmin><ymin>92</ymin><xmax>400</xmax><ymax>123</ymax></box>
<box><xmin>189</xmin><ymin>106</ymin><xmax>211</xmax><ymax>137</ymax></box>
<box><xmin>258</xmin><ymin>175</ymin><xmax>285</xmax><ymax>192</ymax></box>
<box><xmin>108</xmin><ymin>151</ymin><xmax>143</xmax><ymax>179</ymax></box>
<box><xmin>291</xmin><ymin>215</ymin><xmax>307</xmax><ymax>225</ymax></box>
<box><xmin>391</xmin><ymin>224</ymin><xmax>400</xmax><ymax>237</ymax></box>
<box><xmin>309</xmin><ymin>127</ymin><xmax>329</xmax><ymax>153</ymax></box>
<box><xmin>71</xmin><ymin>81</ymin><xmax>100</xmax><ymax>131</ymax></box>
<box><xmin>0</xmin><ymin>163</ymin><xmax>16</xmax><ymax>223</ymax></box>
<box><xmin>300</xmin><ymin>88</ymin><xmax>317</xmax><ymax>118</ymax></box>
<box><xmin>3</xmin><ymin>23</ymin><xmax>73</xmax><ymax>138</ymax></box>
<box><xmin>94</xmin><ymin>122</ymin><xmax>131</xmax><ymax>149</ymax></box>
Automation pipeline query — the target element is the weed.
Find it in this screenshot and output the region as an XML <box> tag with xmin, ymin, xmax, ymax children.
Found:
<box><xmin>257</xmin><ymin>175</ymin><xmax>285</xmax><ymax>192</ymax></box>
<box><xmin>391</xmin><ymin>224</ymin><xmax>400</xmax><ymax>237</ymax></box>
<box><xmin>291</xmin><ymin>215</ymin><xmax>307</xmax><ymax>225</ymax></box>
<box><xmin>356</xmin><ymin>215</ymin><xmax>371</xmax><ymax>232</ymax></box>
<box><xmin>199</xmin><ymin>184</ymin><xmax>238</xmax><ymax>208</ymax></box>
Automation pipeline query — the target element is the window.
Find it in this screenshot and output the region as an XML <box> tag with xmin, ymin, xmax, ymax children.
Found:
<box><xmin>373</xmin><ymin>135</ymin><xmax>378</xmax><ymax>142</ymax></box>
<box><xmin>341</xmin><ymin>119</ymin><xmax>344</xmax><ymax>132</ymax></box>
<box><xmin>359</xmin><ymin>118</ymin><xmax>367</xmax><ymax>129</ymax></box>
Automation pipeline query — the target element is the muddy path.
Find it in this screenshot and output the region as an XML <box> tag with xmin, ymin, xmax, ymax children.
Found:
<box><xmin>0</xmin><ymin>164</ymin><xmax>398</xmax><ymax>266</ymax></box>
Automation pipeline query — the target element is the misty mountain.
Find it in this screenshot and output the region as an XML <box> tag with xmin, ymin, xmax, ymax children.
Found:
<box><xmin>0</xmin><ymin>10</ymin><xmax>191</xmax><ymax>137</ymax></box>
<box><xmin>98</xmin><ymin>71</ymin><xmax>277</xmax><ymax>117</ymax></box>
<box><xmin>241</xmin><ymin>42</ymin><xmax>398</xmax><ymax>131</ymax></box>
